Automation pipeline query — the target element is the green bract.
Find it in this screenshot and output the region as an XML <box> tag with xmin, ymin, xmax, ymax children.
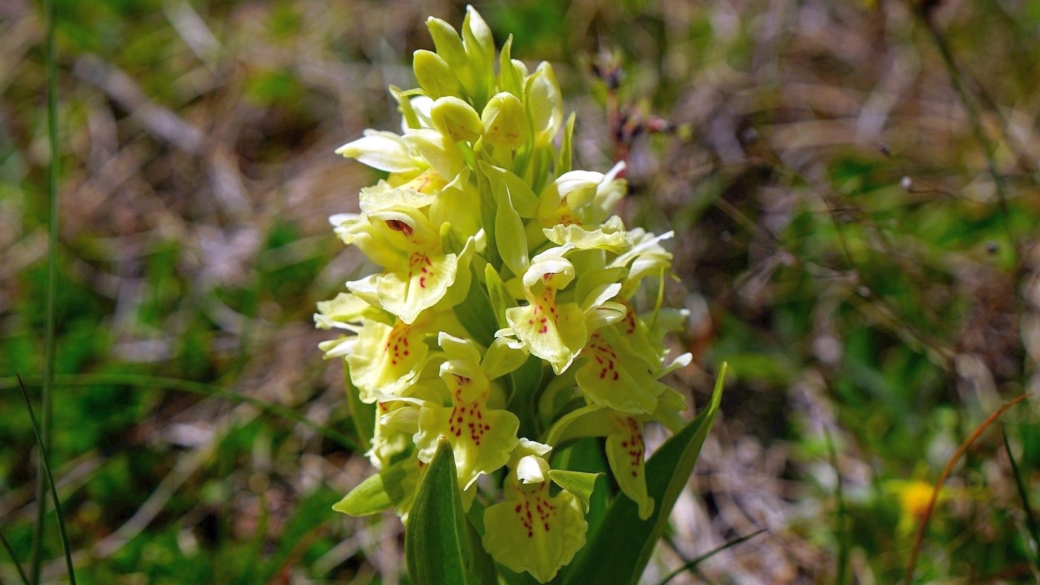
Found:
<box><xmin>317</xmin><ymin>7</ymin><xmax>706</xmax><ymax>583</ymax></box>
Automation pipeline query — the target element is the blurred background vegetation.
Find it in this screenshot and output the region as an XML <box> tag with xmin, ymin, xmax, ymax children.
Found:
<box><xmin>2</xmin><ymin>0</ymin><xmax>1040</xmax><ymax>582</ymax></box>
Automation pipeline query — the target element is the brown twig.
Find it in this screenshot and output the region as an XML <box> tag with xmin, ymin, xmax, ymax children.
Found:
<box><xmin>904</xmin><ymin>392</ymin><xmax>1032</xmax><ymax>584</ymax></box>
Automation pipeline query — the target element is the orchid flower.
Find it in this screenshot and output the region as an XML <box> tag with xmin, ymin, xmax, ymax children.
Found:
<box><xmin>320</xmin><ymin>8</ymin><xmax>701</xmax><ymax>583</ymax></box>
<box><xmin>332</xmin><ymin>184</ymin><xmax>475</xmax><ymax>325</ymax></box>
<box><xmin>482</xmin><ymin>441</ymin><xmax>589</xmax><ymax>582</ymax></box>
<box><xmin>413</xmin><ymin>333</ymin><xmax>523</xmax><ymax>489</ymax></box>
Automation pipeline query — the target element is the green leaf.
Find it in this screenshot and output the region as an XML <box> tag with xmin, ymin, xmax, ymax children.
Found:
<box><xmin>494</xmin><ymin>186</ymin><xmax>530</xmax><ymax>277</ymax></box>
<box><xmin>485</xmin><ymin>263</ymin><xmax>515</xmax><ymax>329</ymax></box>
<box><xmin>509</xmin><ymin>355</ymin><xmax>545</xmax><ymax>439</ymax></box>
<box><xmin>391</xmin><ymin>86</ymin><xmax>423</xmax><ymax>130</ymax></box>
<box><xmin>454</xmin><ymin>263</ymin><xmax>498</xmax><ymax>347</ymax></box>
<box><xmin>333</xmin><ymin>472</ymin><xmax>392</xmax><ymax>516</ymax></box>
<box><xmin>466</xmin><ymin>515</ymin><xmax>500</xmax><ymax>585</ymax></box>
<box><xmin>481</xmin><ymin>162</ymin><xmax>539</xmax><ymax>218</ymax></box>
<box><xmin>553</xmin><ymin>439</ymin><xmax>611</xmax><ymax>539</ymax></box>
<box><xmin>345</xmin><ymin>370</ymin><xmax>375</xmax><ymax>453</ymax></box>
<box><xmin>480</xmin><ymin>162</ymin><xmax>532</xmax><ymax>278</ymax></box>
<box><xmin>548</xmin><ymin>469</ymin><xmax>600</xmax><ymax>510</ymax></box>
<box><xmin>563</xmin><ymin>363</ymin><xmax>727</xmax><ymax>585</ymax></box>
<box><xmin>478</xmin><ymin>171</ymin><xmax>501</xmax><ymax>270</ymax></box>
<box><xmin>498</xmin><ymin>36</ymin><xmax>524</xmax><ymax>98</ymax></box>
<box><xmin>406</xmin><ymin>440</ymin><xmax>496</xmax><ymax>585</ymax></box>
<box><xmin>557</xmin><ymin>113</ymin><xmax>576</xmax><ymax>175</ymax></box>
<box><xmin>332</xmin><ymin>458</ymin><xmax>416</xmax><ymax>516</ymax></box>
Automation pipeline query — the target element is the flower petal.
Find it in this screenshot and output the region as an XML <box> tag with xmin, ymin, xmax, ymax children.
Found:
<box><xmin>575</xmin><ymin>330</ymin><xmax>665</xmax><ymax>414</ymax></box>
<box><xmin>347</xmin><ymin>319</ymin><xmax>429</xmax><ymax>401</ymax></box>
<box><xmin>483</xmin><ymin>480</ymin><xmax>587</xmax><ymax>583</ymax></box>
<box><xmin>605</xmin><ymin>416</ymin><xmax>655</xmax><ymax>520</ymax></box>
<box><xmin>377</xmin><ymin>250</ymin><xmax>459</xmax><ymax>324</ymax></box>
<box><xmin>415</xmin><ymin>397</ymin><xmax>519</xmax><ymax>489</ymax></box>
<box><xmin>336</xmin><ymin>130</ymin><xmax>422</xmax><ymax>174</ymax></box>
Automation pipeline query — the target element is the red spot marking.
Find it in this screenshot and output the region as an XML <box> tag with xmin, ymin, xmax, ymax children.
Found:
<box><xmin>385</xmin><ymin>219</ymin><xmax>413</xmax><ymax>237</ymax></box>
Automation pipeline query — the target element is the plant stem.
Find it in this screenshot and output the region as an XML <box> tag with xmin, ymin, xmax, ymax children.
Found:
<box><xmin>19</xmin><ymin>377</ymin><xmax>76</xmax><ymax>585</ymax></box>
<box><xmin>30</xmin><ymin>0</ymin><xmax>60</xmax><ymax>581</ymax></box>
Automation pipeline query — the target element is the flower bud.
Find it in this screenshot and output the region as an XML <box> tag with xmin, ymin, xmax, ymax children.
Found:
<box><xmin>461</xmin><ymin>6</ymin><xmax>495</xmax><ymax>107</ymax></box>
<box><xmin>431</xmin><ymin>96</ymin><xmax>483</xmax><ymax>143</ymax></box>
<box><xmin>482</xmin><ymin>92</ymin><xmax>527</xmax><ymax>149</ymax></box>
<box><xmin>426</xmin><ymin>17</ymin><xmax>468</xmax><ymax>68</ymax></box>
<box><xmin>413</xmin><ymin>50</ymin><xmax>460</xmax><ymax>100</ymax></box>
<box><xmin>462</xmin><ymin>5</ymin><xmax>495</xmax><ymax>68</ymax></box>
<box><xmin>525</xmin><ymin>63</ymin><xmax>564</xmax><ymax>145</ymax></box>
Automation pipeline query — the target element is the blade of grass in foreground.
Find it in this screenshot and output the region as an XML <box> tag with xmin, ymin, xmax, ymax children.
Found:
<box><xmin>31</xmin><ymin>0</ymin><xmax>61</xmax><ymax>579</ymax></box>
<box><xmin>656</xmin><ymin>529</ymin><xmax>766</xmax><ymax>585</ymax></box>
<box><xmin>2</xmin><ymin>373</ymin><xmax>360</xmax><ymax>452</ymax></box>
<box><xmin>1002</xmin><ymin>425</ymin><xmax>1040</xmax><ymax>564</ymax></box>
<box><xmin>826</xmin><ymin>428</ymin><xmax>850</xmax><ymax>585</ymax></box>
<box><xmin>0</xmin><ymin>529</ymin><xmax>31</xmax><ymax>585</ymax></box>
<box><xmin>18</xmin><ymin>376</ymin><xmax>76</xmax><ymax>585</ymax></box>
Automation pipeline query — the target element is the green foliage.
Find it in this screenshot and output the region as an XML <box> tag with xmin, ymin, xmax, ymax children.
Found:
<box><xmin>405</xmin><ymin>441</ymin><xmax>496</xmax><ymax>585</ymax></box>
<box><xmin>565</xmin><ymin>365</ymin><xmax>725</xmax><ymax>585</ymax></box>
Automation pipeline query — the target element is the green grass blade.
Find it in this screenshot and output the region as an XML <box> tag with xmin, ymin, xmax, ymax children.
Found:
<box><xmin>31</xmin><ymin>0</ymin><xmax>61</xmax><ymax>579</ymax></box>
<box><xmin>17</xmin><ymin>377</ymin><xmax>76</xmax><ymax>585</ymax></box>
<box><xmin>253</xmin><ymin>489</ymin><xmax>336</xmax><ymax>585</ymax></box>
<box><xmin>1002</xmin><ymin>425</ymin><xmax>1040</xmax><ymax>562</ymax></box>
<box><xmin>826</xmin><ymin>428</ymin><xmax>849</xmax><ymax>584</ymax></box>
<box><xmin>656</xmin><ymin>529</ymin><xmax>765</xmax><ymax>585</ymax></box>
<box><xmin>230</xmin><ymin>493</ymin><xmax>269</xmax><ymax>585</ymax></box>
<box><xmin>0</xmin><ymin>529</ymin><xmax>31</xmax><ymax>585</ymax></box>
<box><xmin>564</xmin><ymin>363</ymin><xmax>727</xmax><ymax>585</ymax></box>
<box><xmin>1</xmin><ymin>374</ymin><xmax>360</xmax><ymax>452</ymax></box>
